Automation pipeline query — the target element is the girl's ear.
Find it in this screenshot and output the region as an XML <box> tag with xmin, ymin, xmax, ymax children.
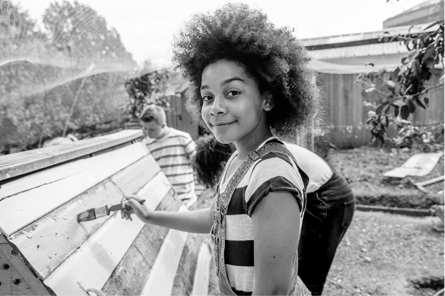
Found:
<box><xmin>263</xmin><ymin>93</ymin><xmax>275</xmax><ymax>111</ymax></box>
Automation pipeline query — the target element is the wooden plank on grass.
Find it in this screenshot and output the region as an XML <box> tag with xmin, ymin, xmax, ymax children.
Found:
<box><xmin>356</xmin><ymin>205</ymin><xmax>431</xmax><ymax>217</ymax></box>
<box><xmin>0</xmin><ymin>143</ymin><xmax>148</xmax><ymax>236</ymax></box>
<box><xmin>43</xmin><ymin>173</ymin><xmax>173</xmax><ymax>295</ymax></box>
<box><xmin>0</xmin><ymin>129</ymin><xmax>143</xmax><ymax>181</ymax></box>
<box><xmin>140</xmin><ymin>206</ymin><xmax>189</xmax><ymax>296</ymax></box>
<box><xmin>0</xmin><ymin>235</ymin><xmax>51</xmax><ymax>295</ymax></box>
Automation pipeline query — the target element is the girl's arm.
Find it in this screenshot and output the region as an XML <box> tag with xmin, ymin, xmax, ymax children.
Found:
<box><xmin>122</xmin><ymin>196</ymin><xmax>214</xmax><ymax>234</ymax></box>
<box><xmin>251</xmin><ymin>191</ymin><xmax>302</xmax><ymax>295</ymax></box>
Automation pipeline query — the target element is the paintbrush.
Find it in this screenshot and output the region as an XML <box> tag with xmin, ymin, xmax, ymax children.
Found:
<box><xmin>77</xmin><ymin>199</ymin><xmax>146</xmax><ymax>222</ymax></box>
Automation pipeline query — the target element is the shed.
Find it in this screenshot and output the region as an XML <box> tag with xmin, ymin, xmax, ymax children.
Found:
<box><xmin>0</xmin><ymin>130</ymin><xmax>212</xmax><ymax>295</ymax></box>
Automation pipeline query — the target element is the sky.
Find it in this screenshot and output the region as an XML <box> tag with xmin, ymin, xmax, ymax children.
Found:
<box><xmin>13</xmin><ymin>0</ymin><xmax>427</xmax><ymax>68</ymax></box>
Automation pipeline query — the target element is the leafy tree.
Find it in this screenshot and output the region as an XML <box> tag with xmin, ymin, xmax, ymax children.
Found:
<box><xmin>124</xmin><ymin>64</ymin><xmax>173</xmax><ymax>121</ymax></box>
<box><xmin>0</xmin><ymin>0</ymin><xmax>137</xmax><ymax>153</ymax></box>
<box><xmin>42</xmin><ymin>1</ymin><xmax>134</xmax><ymax>67</ymax></box>
<box><xmin>357</xmin><ymin>21</ymin><xmax>444</xmax><ymax>150</ymax></box>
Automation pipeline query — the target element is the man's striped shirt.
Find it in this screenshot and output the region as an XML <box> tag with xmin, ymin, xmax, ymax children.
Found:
<box><xmin>145</xmin><ymin>128</ymin><xmax>196</xmax><ymax>204</ymax></box>
<box><xmin>217</xmin><ymin>138</ymin><xmax>307</xmax><ymax>295</ymax></box>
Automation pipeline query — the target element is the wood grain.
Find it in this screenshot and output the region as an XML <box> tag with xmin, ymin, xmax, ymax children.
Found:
<box><xmin>102</xmin><ymin>192</ymin><xmax>181</xmax><ymax>296</ymax></box>
<box><xmin>42</xmin><ymin>172</ymin><xmax>172</xmax><ymax>295</ymax></box>
<box><xmin>139</xmin><ymin>206</ymin><xmax>189</xmax><ymax>296</ymax></box>
<box><xmin>9</xmin><ymin>180</ymin><xmax>124</xmax><ymax>279</ymax></box>
<box><xmin>0</xmin><ymin>129</ymin><xmax>143</xmax><ymax>181</ymax></box>
<box><xmin>191</xmin><ymin>243</ymin><xmax>212</xmax><ymax>296</ymax></box>
<box><xmin>0</xmin><ymin>235</ymin><xmax>50</xmax><ymax>295</ymax></box>
<box><xmin>0</xmin><ymin>143</ymin><xmax>148</xmax><ymax>236</ymax></box>
<box><xmin>171</xmin><ymin>232</ymin><xmax>204</xmax><ymax>296</ymax></box>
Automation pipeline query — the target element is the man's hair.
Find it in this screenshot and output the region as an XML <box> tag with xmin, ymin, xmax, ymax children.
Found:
<box><xmin>173</xmin><ymin>3</ymin><xmax>319</xmax><ymax>136</ymax></box>
<box><xmin>139</xmin><ymin>104</ymin><xmax>167</xmax><ymax>125</ymax></box>
<box><xmin>193</xmin><ymin>134</ymin><xmax>235</xmax><ymax>188</ymax></box>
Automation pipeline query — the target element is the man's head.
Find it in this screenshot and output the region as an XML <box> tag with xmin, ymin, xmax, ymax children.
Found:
<box><xmin>139</xmin><ymin>105</ymin><xmax>167</xmax><ymax>139</ymax></box>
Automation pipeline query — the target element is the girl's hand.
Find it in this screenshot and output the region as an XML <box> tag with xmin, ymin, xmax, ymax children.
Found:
<box><xmin>121</xmin><ymin>195</ymin><xmax>151</xmax><ymax>222</ymax></box>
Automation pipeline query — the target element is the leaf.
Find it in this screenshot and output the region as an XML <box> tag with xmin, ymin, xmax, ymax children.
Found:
<box><xmin>401</xmin><ymin>57</ymin><xmax>409</xmax><ymax>65</ymax></box>
<box><xmin>390</xmin><ymin>67</ymin><xmax>401</xmax><ymax>82</ymax></box>
<box><xmin>414</xmin><ymin>96</ymin><xmax>426</xmax><ymax>109</ymax></box>
<box><xmin>424</xmin><ymin>20</ymin><xmax>443</xmax><ymax>31</ymax></box>
<box><xmin>365</xmin><ymin>87</ymin><xmax>376</xmax><ymax>93</ymax></box>
<box><xmin>376</xmin><ymin>104</ymin><xmax>384</xmax><ymax>115</ymax></box>
<box><xmin>400</xmin><ymin>105</ymin><xmax>410</xmax><ymax>119</ymax></box>
<box><xmin>385</xmin><ymin>80</ymin><xmax>396</xmax><ymax>93</ymax></box>
<box><xmin>424</xmin><ymin>97</ymin><xmax>429</xmax><ymax>107</ymax></box>
<box><xmin>393</xmin><ymin>106</ymin><xmax>399</xmax><ymax>117</ymax></box>
<box><xmin>422</xmin><ymin>46</ymin><xmax>436</xmax><ymax>63</ymax></box>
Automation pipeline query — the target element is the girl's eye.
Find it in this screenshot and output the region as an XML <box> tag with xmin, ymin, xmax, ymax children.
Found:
<box><xmin>201</xmin><ymin>95</ymin><xmax>213</xmax><ymax>102</ymax></box>
<box><xmin>227</xmin><ymin>90</ymin><xmax>240</xmax><ymax>97</ymax></box>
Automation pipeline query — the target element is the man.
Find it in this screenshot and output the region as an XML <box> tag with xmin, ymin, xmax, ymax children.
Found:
<box><xmin>140</xmin><ymin>105</ymin><xmax>197</xmax><ymax>207</ymax></box>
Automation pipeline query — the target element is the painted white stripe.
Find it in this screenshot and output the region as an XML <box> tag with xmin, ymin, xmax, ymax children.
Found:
<box><xmin>44</xmin><ymin>212</ymin><xmax>145</xmax><ymax>295</ymax></box>
<box><xmin>226</xmin><ymin>215</ymin><xmax>253</xmax><ymax>241</ymax></box>
<box><xmin>140</xmin><ymin>206</ymin><xmax>189</xmax><ymax>296</ymax></box>
<box><xmin>0</xmin><ymin>143</ymin><xmax>149</xmax><ymax>236</ymax></box>
<box><xmin>191</xmin><ymin>243</ymin><xmax>212</xmax><ymax>296</ymax></box>
<box><xmin>139</xmin><ymin>173</ymin><xmax>173</xmax><ymax>210</ymax></box>
<box><xmin>43</xmin><ymin>171</ymin><xmax>170</xmax><ymax>295</ymax></box>
<box><xmin>226</xmin><ymin>264</ymin><xmax>254</xmax><ymax>293</ymax></box>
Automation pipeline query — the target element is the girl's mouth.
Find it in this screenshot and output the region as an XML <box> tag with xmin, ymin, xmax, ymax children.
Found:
<box><xmin>212</xmin><ymin>121</ymin><xmax>236</xmax><ymax>127</ymax></box>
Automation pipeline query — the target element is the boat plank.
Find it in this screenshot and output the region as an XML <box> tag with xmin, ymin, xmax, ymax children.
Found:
<box><xmin>0</xmin><ymin>130</ymin><xmax>142</xmax><ymax>181</ymax></box>
<box><xmin>0</xmin><ymin>144</ymin><xmax>149</xmax><ymax>236</ymax></box>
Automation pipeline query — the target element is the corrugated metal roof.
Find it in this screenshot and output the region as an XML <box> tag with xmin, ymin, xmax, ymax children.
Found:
<box><xmin>300</xmin><ymin>23</ymin><xmax>434</xmax><ymax>48</ymax></box>
<box><xmin>308</xmin><ymin>42</ymin><xmax>408</xmax><ymax>60</ymax></box>
<box><xmin>309</xmin><ymin>59</ymin><xmax>399</xmax><ymax>74</ymax></box>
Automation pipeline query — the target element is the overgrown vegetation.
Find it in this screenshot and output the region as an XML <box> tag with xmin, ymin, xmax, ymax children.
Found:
<box><xmin>124</xmin><ymin>63</ymin><xmax>172</xmax><ymax>121</ymax></box>
<box><xmin>0</xmin><ymin>1</ymin><xmax>155</xmax><ymax>154</ymax></box>
<box><xmin>356</xmin><ymin>21</ymin><xmax>444</xmax><ymax>150</ymax></box>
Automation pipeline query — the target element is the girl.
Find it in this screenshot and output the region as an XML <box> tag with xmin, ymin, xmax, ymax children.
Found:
<box><xmin>122</xmin><ymin>3</ymin><xmax>317</xmax><ymax>295</ymax></box>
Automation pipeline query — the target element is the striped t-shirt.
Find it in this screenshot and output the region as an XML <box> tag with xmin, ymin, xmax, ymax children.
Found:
<box><xmin>218</xmin><ymin>138</ymin><xmax>307</xmax><ymax>295</ymax></box>
<box><xmin>145</xmin><ymin>128</ymin><xmax>196</xmax><ymax>204</ymax></box>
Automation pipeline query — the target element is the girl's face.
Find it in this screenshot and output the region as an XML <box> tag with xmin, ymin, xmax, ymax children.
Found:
<box><xmin>200</xmin><ymin>60</ymin><xmax>272</xmax><ymax>146</ymax></box>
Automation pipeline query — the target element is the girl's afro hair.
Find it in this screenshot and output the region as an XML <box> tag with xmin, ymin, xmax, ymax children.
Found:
<box><xmin>193</xmin><ymin>134</ymin><xmax>235</xmax><ymax>188</ymax></box>
<box><xmin>173</xmin><ymin>3</ymin><xmax>319</xmax><ymax>136</ymax></box>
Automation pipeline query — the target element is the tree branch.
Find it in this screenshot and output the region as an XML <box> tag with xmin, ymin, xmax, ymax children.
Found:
<box><xmin>392</xmin><ymin>83</ymin><xmax>444</xmax><ymax>100</ymax></box>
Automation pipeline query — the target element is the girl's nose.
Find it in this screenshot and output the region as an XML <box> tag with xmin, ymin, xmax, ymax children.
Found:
<box><xmin>210</xmin><ymin>96</ymin><xmax>226</xmax><ymax>116</ymax></box>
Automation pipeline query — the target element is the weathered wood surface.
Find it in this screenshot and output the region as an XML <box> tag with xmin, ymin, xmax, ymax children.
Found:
<box><xmin>0</xmin><ymin>235</ymin><xmax>50</xmax><ymax>295</ymax></box>
<box><xmin>192</xmin><ymin>243</ymin><xmax>213</xmax><ymax>296</ymax></box>
<box><xmin>0</xmin><ymin>129</ymin><xmax>143</xmax><ymax>181</ymax></box>
<box><xmin>0</xmin><ymin>132</ymin><xmax>212</xmax><ymax>296</ymax></box>
<box><xmin>102</xmin><ymin>192</ymin><xmax>182</xmax><ymax>295</ymax></box>
<box><xmin>0</xmin><ymin>144</ymin><xmax>151</xmax><ymax>236</ymax></box>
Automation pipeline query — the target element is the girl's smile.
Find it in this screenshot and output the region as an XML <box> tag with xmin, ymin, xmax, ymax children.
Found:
<box><xmin>200</xmin><ymin>60</ymin><xmax>273</xmax><ymax>157</ymax></box>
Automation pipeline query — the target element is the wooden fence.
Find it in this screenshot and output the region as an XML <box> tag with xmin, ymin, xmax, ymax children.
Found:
<box><xmin>164</xmin><ymin>95</ymin><xmax>199</xmax><ymax>140</ymax></box>
<box><xmin>316</xmin><ymin>72</ymin><xmax>444</xmax><ymax>149</ymax></box>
